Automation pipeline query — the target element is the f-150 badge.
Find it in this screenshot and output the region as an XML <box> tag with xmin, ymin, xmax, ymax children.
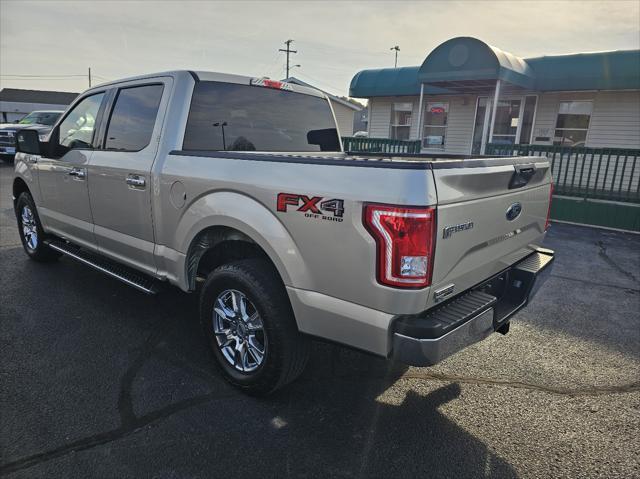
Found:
<box><xmin>442</xmin><ymin>221</ymin><xmax>474</xmax><ymax>239</ymax></box>
<box><xmin>277</xmin><ymin>193</ymin><xmax>344</xmax><ymax>222</ymax></box>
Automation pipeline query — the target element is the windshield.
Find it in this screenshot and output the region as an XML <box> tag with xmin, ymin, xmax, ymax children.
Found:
<box><xmin>183</xmin><ymin>81</ymin><xmax>340</xmax><ymax>152</ymax></box>
<box><xmin>19</xmin><ymin>112</ymin><xmax>61</xmax><ymax>126</ymax></box>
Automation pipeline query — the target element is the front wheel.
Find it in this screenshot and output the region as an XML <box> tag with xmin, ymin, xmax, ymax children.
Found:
<box><xmin>15</xmin><ymin>192</ymin><xmax>60</xmax><ymax>262</ymax></box>
<box><xmin>199</xmin><ymin>259</ymin><xmax>309</xmax><ymax>395</ymax></box>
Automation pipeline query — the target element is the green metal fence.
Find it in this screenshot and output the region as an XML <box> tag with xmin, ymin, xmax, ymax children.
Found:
<box><xmin>338</xmin><ymin>139</ymin><xmax>639</xmax><ymax>229</ymax></box>
<box><xmin>485</xmin><ymin>144</ymin><xmax>640</xmax><ymax>204</ymax></box>
<box><xmin>342</xmin><ymin>137</ymin><xmax>422</xmax><ymax>154</ymax></box>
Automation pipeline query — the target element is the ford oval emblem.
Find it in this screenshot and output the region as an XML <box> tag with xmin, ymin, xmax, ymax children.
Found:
<box><xmin>506</xmin><ymin>202</ymin><xmax>522</xmax><ymax>221</ymax></box>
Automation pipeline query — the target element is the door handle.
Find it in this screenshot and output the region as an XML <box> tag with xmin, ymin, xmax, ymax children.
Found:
<box><xmin>68</xmin><ymin>167</ymin><xmax>86</xmax><ymax>179</ymax></box>
<box><xmin>126</xmin><ymin>175</ymin><xmax>146</xmax><ymax>188</ymax></box>
<box><xmin>509</xmin><ymin>163</ymin><xmax>536</xmax><ymax>189</ymax></box>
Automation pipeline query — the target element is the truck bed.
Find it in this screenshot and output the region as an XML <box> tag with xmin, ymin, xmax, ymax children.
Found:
<box><xmin>171</xmin><ymin>149</ymin><xmax>542</xmax><ymax>169</ymax></box>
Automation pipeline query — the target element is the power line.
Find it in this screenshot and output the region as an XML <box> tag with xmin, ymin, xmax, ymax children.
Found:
<box><xmin>261</xmin><ymin>51</ymin><xmax>285</xmax><ymax>79</ymax></box>
<box><xmin>257</xmin><ymin>50</ymin><xmax>281</xmax><ymax>73</ymax></box>
<box><xmin>278</xmin><ymin>39</ymin><xmax>297</xmax><ymax>78</ymax></box>
<box><xmin>1</xmin><ymin>70</ymin><xmax>112</xmax><ymax>88</ymax></box>
<box><xmin>0</xmin><ymin>74</ymin><xmax>86</xmax><ymax>78</ymax></box>
<box><xmin>295</xmin><ymin>72</ymin><xmax>347</xmax><ymax>96</ymax></box>
<box><xmin>0</xmin><ymin>79</ymin><xmax>86</xmax><ymax>81</ymax></box>
<box><xmin>297</xmin><ymin>39</ymin><xmax>386</xmax><ymax>60</ymax></box>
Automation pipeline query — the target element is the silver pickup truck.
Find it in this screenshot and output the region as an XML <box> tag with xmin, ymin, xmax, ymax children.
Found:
<box><xmin>12</xmin><ymin>70</ymin><xmax>554</xmax><ymax>395</ymax></box>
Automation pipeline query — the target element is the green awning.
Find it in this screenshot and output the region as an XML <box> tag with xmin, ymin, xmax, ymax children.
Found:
<box><xmin>527</xmin><ymin>50</ymin><xmax>640</xmax><ymax>91</ymax></box>
<box><xmin>349</xmin><ymin>36</ymin><xmax>640</xmax><ymax>98</ymax></box>
<box><xmin>348</xmin><ymin>66</ymin><xmax>451</xmax><ymax>97</ymax></box>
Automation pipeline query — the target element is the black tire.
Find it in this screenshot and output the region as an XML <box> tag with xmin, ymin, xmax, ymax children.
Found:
<box><xmin>200</xmin><ymin>259</ymin><xmax>309</xmax><ymax>395</ymax></box>
<box><xmin>15</xmin><ymin>192</ymin><xmax>61</xmax><ymax>262</ymax></box>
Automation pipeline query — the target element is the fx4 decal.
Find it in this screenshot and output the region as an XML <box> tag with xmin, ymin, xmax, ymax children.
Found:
<box><xmin>277</xmin><ymin>193</ymin><xmax>345</xmax><ymax>222</ymax></box>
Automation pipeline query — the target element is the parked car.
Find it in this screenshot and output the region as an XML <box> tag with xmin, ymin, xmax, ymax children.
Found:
<box><xmin>353</xmin><ymin>130</ymin><xmax>368</xmax><ymax>137</ymax></box>
<box><xmin>0</xmin><ymin>110</ymin><xmax>63</xmax><ymax>162</ymax></box>
<box><xmin>12</xmin><ymin>70</ymin><xmax>554</xmax><ymax>395</ymax></box>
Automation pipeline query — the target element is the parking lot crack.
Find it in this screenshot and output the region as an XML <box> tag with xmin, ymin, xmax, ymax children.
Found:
<box><xmin>550</xmin><ymin>273</ymin><xmax>640</xmax><ymax>293</ymax></box>
<box><xmin>0</xmin><ymin>391</ymin><xmax>235</xmax><ymax>476</ymax></box>
<box><xmin>596</xmin><ymin>240</ymin><xmax>639</xmax><ymax>284</ymax></box>
<box><xmin>0</xmin><ymin>330</ymin><xmax>235</xmax><ymax>476</ymax></box>
<box><xmin>400</xmin><ymin>371</ymin><xmax>640</xmax><ymax>397</ymax></box>
<box><xmin>117</xmin><ymin>331</ymin><xmax>161</xmax><ymax>428</ymax></box>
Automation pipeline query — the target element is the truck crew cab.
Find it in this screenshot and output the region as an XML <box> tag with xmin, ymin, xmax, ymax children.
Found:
<box><xmin>13</xmin><ymin>71</ymin><xmax>554</xmax><ymax>395</ymax></box>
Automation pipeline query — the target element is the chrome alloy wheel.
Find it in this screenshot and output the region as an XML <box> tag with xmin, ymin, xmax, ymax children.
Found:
<box><xmin>213</xmin><ymin>289</ymin><xmax>267</xmax><ymax>372</ymax></box>
<box><xmin>21</xmin><ymin>205</ymin><xmax>38</xmax><ymax>250</ymax></box>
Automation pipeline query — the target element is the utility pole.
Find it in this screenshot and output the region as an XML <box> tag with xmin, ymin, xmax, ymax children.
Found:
<box><xmin>390</xmin><ymin>45</ymin><xmax>400</xmax><ymax>68</ymax></box>
<box><xmin>88</xmin><ymin>67</ymin><xmax>92</xmax><ymax>88</ymax></box>
<box><xmin>279</xmin><ymin>39</ymin><xmax>297</xmax><ymax>78</ymax></box>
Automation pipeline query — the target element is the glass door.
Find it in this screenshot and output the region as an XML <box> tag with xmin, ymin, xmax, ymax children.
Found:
<box><xmin>471</xmin><ymin>97</ymin><xmax>490</xmax><ymax>154</ymax></box>
<box><xmin>471</xmin><ymin>96</ymin><xmax>537</xmax><ymax>154</ymax></box>
<box><xmin>490</xmin><ymin>99</ymin><xmax>521</xmax><ymax>145</ymax></box>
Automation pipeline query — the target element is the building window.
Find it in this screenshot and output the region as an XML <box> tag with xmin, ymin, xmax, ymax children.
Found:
<box><xmin>423</xmin><ymin>102</ymin><xmax>448</xmax><ymax>149</ymax></box>
<box><xmin>554</xmin><ymin>100</ymin><xmax>592</xmax><ymax>147</ymax></box>
<box><xmin>390</xmin><ymin>102</ymin><xmax>412</xmax><ymax>140</ymax></box>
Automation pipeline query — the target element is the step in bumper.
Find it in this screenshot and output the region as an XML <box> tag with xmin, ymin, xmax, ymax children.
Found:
<box><xmin>392</xmin><ymin>248</ymin><xmax>555</xmax><ymax>366</ymax></box>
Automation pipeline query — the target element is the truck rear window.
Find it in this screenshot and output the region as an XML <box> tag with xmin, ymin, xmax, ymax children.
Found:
<box><xmin>183</xmin><ymin>81</ymin><xmax>340</xmax><ymax>152</ymax></box>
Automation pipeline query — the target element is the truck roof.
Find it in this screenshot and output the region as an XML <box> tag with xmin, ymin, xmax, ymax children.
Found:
<box><xmin>84</xmin><ymin>70</ymin><xmax>326</xmax><ymax>99</ymax></box>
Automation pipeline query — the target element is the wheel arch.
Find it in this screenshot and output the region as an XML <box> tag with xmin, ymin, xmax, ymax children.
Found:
<box><xmin>12</xmin><ymin>176</ymin><xmax>30</xmax><ymax>206</ymax></box>
<box><xmin>177</xmin><ymin>191</ymin><xmax>310</xmax><ymax>292</ymax></box>
<box><xmin>186</xmin><ymin>226</ymin><xmax>279</xmax><ymax>290</ymax></box>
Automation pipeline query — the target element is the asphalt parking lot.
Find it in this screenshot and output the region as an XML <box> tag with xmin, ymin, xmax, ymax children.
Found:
<box><xmin>0</xmin><ymin>160</ymin><xmax>639</xmax><ymax>478</ymax></box>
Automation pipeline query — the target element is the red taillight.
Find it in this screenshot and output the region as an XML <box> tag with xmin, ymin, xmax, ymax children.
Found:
<box><xmin>545</xmin><ymin>183</ymin><xmax>554</xmax><ymax>231</ymax></box>
<box><xmin>363</xmin><ymin>204</ymin><xmax>436</xmax><ymax>288</ymax></box>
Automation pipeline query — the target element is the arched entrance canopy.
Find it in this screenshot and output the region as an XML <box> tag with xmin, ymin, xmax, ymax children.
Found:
<box><xmin>413</xmin><ymin>37</ymin><xmax>536</xmax><ymax>153</ymax></box>
<box><xmin>418</xmin><ymin>37</ymin><xmax>535</xmax><ymax>92</ymax></box>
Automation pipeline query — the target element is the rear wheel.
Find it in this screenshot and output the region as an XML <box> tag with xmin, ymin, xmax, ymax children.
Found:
<box><xmin>199</xmin><ymin>259</ymin><xmax>309</xmax><ymax>395</ymax></box>
<box><xmin>15</xmin><ymin>192</ymin><xmax>60</xmax><ymax>262</ymax></box>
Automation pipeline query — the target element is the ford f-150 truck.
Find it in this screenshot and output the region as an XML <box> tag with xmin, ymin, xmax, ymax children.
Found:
<box><xmin>12</xmin><ymin>70</ymin><xmax>554</xmax><ymax>395</ymax></box>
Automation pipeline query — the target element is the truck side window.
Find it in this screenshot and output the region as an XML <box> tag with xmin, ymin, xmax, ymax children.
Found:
<box><xmin>58</xmin><ymin>93</ymin><xmax>105</xmax><ymax>150</ymax></box>
<box><xmin>104</xmin><ymin>84</ymin><xmax>164</xmax><ymax>152</ymax></box>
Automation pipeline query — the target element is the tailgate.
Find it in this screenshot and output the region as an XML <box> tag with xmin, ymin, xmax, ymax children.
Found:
<box><xmin>428</xmin><ymin>156</ymin><xmax>551</xmax><ymax>308</ymax></box>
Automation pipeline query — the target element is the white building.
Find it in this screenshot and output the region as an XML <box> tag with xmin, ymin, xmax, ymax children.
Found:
<box><xmin>349</xmin><ymin>37</ymin><xmax>640</xmax><ymax>154</ymax></box>
<box><xmin>0</xmin><ymin>88</ymin><xmax>78</xmax><ymax>123</ymax></box>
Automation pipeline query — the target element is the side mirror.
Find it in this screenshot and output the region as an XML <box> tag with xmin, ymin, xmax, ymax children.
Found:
<box><xmin>15</xmin><ymin>129</ymin><xmax>41</xmax><ymax>155</ymax></box>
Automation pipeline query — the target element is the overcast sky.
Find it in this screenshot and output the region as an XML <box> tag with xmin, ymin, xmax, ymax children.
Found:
<box><xmin>1</xmin><ymin>0</ymin><xmax>639</xmax><ymax>97</ymax></box>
